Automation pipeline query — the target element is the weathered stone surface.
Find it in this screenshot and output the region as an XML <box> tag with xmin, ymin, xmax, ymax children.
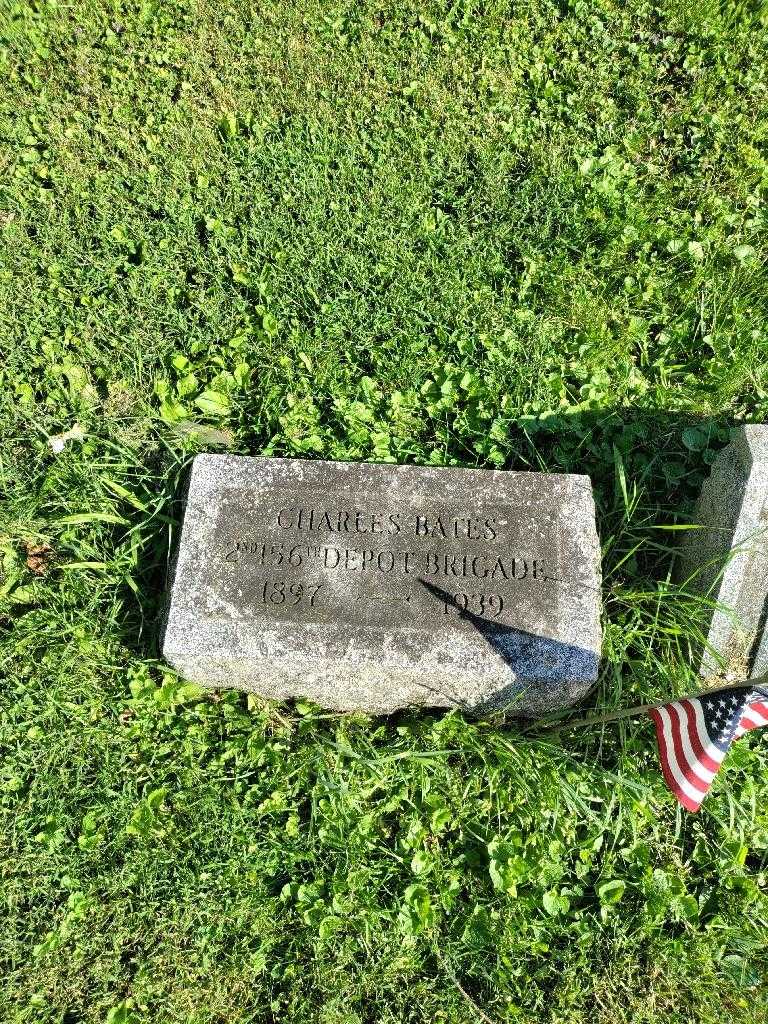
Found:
<box><xmin>162</xmin><ymin>455</ymin><xmax>602</xmax><ymax>716</ymax></box>
<box><xmin>679</xmin><ymin>425</ymin><xmax>768</xmax><ymax>676</ymax></box>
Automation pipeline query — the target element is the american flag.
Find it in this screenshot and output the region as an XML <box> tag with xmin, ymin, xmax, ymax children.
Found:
<box><xmin>650</xmin><ymin>685</ymin><xmax>768</xmax><ymax>811</ymax></box>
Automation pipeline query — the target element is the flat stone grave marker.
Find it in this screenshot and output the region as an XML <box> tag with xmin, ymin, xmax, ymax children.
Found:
<box><xmin>680</xmin><ymin>425</ymin><xmax>768</xmax><ymax>677</ymax></box>
<box><xmin>162</xmin><ymin>455</ymin><xmax>602</xmax><ymax>716</ymax></box>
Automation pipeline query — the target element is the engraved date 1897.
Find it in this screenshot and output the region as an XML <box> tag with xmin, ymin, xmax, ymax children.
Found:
<box><xmin>257</xmin><ymin>579</ymin><xmax>324</xmax><ymax>606</ymax></box>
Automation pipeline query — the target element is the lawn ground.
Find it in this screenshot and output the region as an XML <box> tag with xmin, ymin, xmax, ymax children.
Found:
<box><xmin>1</xmin><ymin>1</ymin><xmax>768</xmax><ymax>1022</ymax></box>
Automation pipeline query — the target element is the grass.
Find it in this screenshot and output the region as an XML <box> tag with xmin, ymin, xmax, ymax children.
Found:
<box><xmin>1</xmin><ymin>0</ymin><xmax>768</xmax><ymax>1021</ymax></box>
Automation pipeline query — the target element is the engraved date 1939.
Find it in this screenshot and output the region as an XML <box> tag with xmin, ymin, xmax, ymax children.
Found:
<box><xmin>443</xmin><ymin>592</ymin><xmax>504</xmax><ymax>618</ymax></box>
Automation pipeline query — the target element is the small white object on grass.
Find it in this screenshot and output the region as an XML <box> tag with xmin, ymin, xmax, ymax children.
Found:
<box><xmin>48</xmin><ymin>423</ymin><xmax>85</xmax><ymax>453</ymax></box>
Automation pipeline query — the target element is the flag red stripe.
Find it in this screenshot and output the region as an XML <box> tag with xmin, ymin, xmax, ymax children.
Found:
<box><xmin>649</xmin><ymin>708</ymin><xmax>702</xmax><ymax>811</ymax></box>
<box><xmin>667</xmin><ymin>703</ymin><xmax>710</xmax><ymax>793</ymax></box>
<box><xmin>680</xmin><ymin>699</ymin><xmax>722</xmax><ymax>775</ymax></box>
<box><xmin>740</xmin><ymin>711</ymin><xmax>768</xmax><ymax>731</ymax></box>
<box><xmin>738</xmin><ymin>700</ymin><xmax>768</xmax><ymax>733</ymax></box>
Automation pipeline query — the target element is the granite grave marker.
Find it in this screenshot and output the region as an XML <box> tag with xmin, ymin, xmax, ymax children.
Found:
<box><xmin>679</xmin><ymin>424</ymin><xmax>768</xmax><ymax>677</ymax></box>
<box><xmin>162</xmin><ymin>455</ymin><xmax>602</xmax><ymax>716</ymax></box>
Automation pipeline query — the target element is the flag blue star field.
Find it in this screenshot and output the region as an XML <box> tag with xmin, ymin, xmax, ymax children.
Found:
<box><xmin>649</xmin><ymin>685</ymin><xmax>768</xmax><ymax>811</ymax></box>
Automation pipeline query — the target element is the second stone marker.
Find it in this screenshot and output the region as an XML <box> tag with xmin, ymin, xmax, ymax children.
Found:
<box><xmin>679</xmin><ymin>425</ymin><xmax>768</xmax><ymax>677</ymax></box>
<box><xmin>162</xmin><ymin>455</ymin><xmax>602</xmax><ymax>716</ymax></box>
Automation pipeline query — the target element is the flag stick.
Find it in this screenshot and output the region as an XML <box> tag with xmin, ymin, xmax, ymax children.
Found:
<box><xmin>541</xmin><ymin>673</ymin><xmax>768</xmax><ymax>732</ymax></box>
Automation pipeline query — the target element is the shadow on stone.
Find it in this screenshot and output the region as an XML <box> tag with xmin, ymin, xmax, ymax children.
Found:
<box><xmin>418</xmin><ymin>579</ymin><xmax>599</xmax><ymax>716</ymax></box>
